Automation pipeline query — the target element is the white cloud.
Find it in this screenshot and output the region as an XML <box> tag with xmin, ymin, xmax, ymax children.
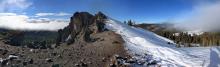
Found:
<box><xmin>0</xmin><ymin>0</ymin><xmax>69</xmax><ymax>31</ymax></box>
<box><xmin>0</xmin><ymin>0</ymin><xmax>32</xmax><ymax>12</ymax></box>
<box><xmin>0</xmin><ymin>13</ymin><xmax>17</xmax><ymax>16</ymax></box>
<box><xmin>35</xmin><ymin>13</ymin><xmax>55</xmax><ymax>17</ymax></box>
<box><xmin>174</xmin><ymin>1</ymin><xmax>220</xmax><ymax>32</ymax></box>
<box><xmin>0</xmin><ymin>13</ymin><xmax>69</xmax><ymax>31</ymax></box>
<box><xmin>56</xmin><ymin>12</ymin><xmax>72</xmax><ymax>16</ymax></box>
<box><xmin>35</xmin><ymin>12</ymin><xmax>71</xmax><ymax>17</ymax></box>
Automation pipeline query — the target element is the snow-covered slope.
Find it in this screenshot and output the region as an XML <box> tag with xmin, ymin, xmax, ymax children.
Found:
<box><xmin>105</xmin><ymin>18</ymin><xmax>220</xmax><ymax>67</ymax></box>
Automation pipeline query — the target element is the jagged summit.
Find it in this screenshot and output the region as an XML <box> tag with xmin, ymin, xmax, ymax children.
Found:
<box><xmin>57</xmin><ymin>12</ymin><xmax>107</xmax><ymax>44</ymax></box>
<box><xmin>95</xmin><ymin>11</ymin><xmax>107</xmax><ymax>19</ymax></box>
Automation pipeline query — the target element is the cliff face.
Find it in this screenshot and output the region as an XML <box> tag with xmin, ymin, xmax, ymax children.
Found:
<box><xmin>57</xmin><ymin>12</ymin><xmax>107</xmax><ymax>44</ymax></box>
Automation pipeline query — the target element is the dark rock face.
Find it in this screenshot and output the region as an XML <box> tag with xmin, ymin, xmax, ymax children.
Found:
<box><xmin>57</xmin><ymin>12</ymin><xmax>107</xmax><ymax>44</ymax></box>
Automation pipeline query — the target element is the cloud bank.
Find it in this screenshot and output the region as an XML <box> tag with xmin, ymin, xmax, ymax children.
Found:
<box><xmin>0</xmin><ymin>0</ymin><xmax>69</xmax><ymax>31</ymax></box>
<box><xmin>175</xmin><ymin>1</ymin><xmax>220</xmax><ymax>32</ymax></box>
<box><xmin>35</xmin><ymin>12</ymin><xmax>72</xmax><ymax>17</ymax></box>
<box><xmin>0</xmin><ymin>13</ymin><xmax>69</xmax><ymax>31</ymax></box>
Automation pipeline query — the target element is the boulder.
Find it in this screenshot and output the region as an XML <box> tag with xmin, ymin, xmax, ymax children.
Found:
<box><xmin>46</xmin><ymin>58</ymin><xmax>53</xmax><ymax>63</ymax></box>
<box><xmin>8</xmin><ymin>54</ymin><xmax>19</xmax><ymax>61</ymax></box>
<box><xmin>0</xmin><ymin>48</ymin><xmax>8</xmax><ymax>55</ymax></box>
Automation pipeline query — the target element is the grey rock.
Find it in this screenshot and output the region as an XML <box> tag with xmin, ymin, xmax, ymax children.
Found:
<box><xmin>57</xmin><ymin>12</ymin><xmax>107</xmax><ymax>45</ymax></box>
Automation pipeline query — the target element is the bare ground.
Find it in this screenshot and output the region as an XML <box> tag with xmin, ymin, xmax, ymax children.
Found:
<box><xmin>0</xmin><ymin>31</ymin><xmax>129</xmax><ymax>67</ymax></box>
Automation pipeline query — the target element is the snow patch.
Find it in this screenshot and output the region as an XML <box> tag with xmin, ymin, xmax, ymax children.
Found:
<box><xmin>184</xmin><ymin>30</ymin><xmax>204</xmax><ymax>36</ymax></box>
<box><xmin>105</xmin><ymin>18</ymin><xmax>220</xmax><ymax>67</ymax></box>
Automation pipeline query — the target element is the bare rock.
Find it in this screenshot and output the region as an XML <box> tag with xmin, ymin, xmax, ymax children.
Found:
<box><xmin>0</xmin><ymin>48</ymin><xmax>8</xmax><ymax>55</ymax></box>
<box><xmin>57</xmin><ymin>12</ymin><xmax>107</xmax><ymax>45</ymax></box>
<box><xmin>46</xmin><ymin>58</ymin><xmax>53</xmax><ymax>63</ymax></box>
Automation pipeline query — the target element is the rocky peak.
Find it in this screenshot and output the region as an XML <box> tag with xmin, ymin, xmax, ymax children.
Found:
<box><xmin>95</xmin><ymin>12</ymin><xmax>107</xmax><ymax>20</ymax></box>
<box><xmin>57</xmin><ymin>12</ymin><xmax>107</xmax><ymax>44</ymax></box>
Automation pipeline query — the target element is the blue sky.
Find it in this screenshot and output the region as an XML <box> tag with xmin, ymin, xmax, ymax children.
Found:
<box><xmin>0</xmin><ymin>0</ymin><xmax>218</xmax><ymax>23</ymax></box>
<box><xmin>1</xmin><ymin>0</ymin><xmax>220</xmax><ymax>31</ymax></box>
<box><xmin>29</xmin><ymin>0</ymin><xmax>195</xmax><ymax>22</ymax></box>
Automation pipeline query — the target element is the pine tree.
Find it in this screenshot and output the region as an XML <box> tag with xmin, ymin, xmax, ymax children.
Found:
<box><xmin>124</xmin><ymin>21</ymin><xmax>127</xmax><ymax>24</ymax></box>
<box><xmin>127</xmin><ymin>20</ymin><xmax>133</xmax><ymax>26</ymax></box>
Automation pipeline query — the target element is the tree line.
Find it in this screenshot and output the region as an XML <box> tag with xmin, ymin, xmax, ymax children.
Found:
<box><xmin>157</xmin><ymin>31</ymin><xmax>220</xmax><ymax>47</ymax></box>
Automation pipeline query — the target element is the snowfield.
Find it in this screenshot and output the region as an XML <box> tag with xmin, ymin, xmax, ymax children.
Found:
<box><xmin>105</xmin><ymin>18</ymin><xmax>220</xmax><ymax>67</ymax></box>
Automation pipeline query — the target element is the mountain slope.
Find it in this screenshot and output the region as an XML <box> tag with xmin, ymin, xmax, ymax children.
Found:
<box><xmin>105</xmin><ymin>18</ymin><xmax>220</xmax><ymax>67</ymax></box>
<box><xmin>0</xmin><ymin>12</ymin><xmax>129</xmax><ymax>67</ymax></box>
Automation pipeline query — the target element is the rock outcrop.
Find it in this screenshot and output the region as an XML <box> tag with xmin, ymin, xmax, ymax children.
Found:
<box><xmin>57</xmin><ymin>12</ymin><xmax>107</xmax><ymax>44</ymax></box>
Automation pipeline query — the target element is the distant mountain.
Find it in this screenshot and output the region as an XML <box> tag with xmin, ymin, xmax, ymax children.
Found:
<box><xmin>134</xmin><ymin>23</ymin><xmax>179</xmax><ymax>32</ymax></box>
<box><xmin>134</xmin><ymin>23</ymin><xmax>220</xmax><ymax>47</ymax></box>
<box><xmin>0</xmin><ymin>28</ymin><xmax>58</xmax><ymax>49</ymax></box>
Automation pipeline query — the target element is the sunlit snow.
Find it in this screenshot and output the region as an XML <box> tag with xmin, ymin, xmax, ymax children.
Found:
<box><xmin>106</xmin><ymin>18</ymin><xmax>220</xmax><ymax>67</ymax></box>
